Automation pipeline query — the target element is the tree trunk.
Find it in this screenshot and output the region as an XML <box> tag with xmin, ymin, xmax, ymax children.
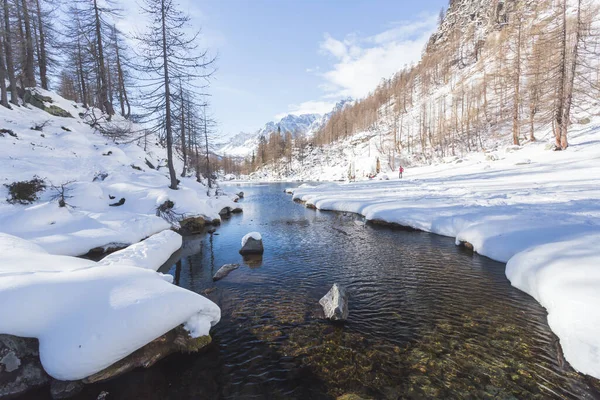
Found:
<box><xmin>34</xmin><ymin>0</ymin><xmax>47</xmax><ymax>89</ymax></box>
<box><xmin>93</xmin><ymin>0</ymin><xmax>114</xmax><ymax>116</ymax></box>
<box><xmin>0</xmin><ymin>35</ymin><xmax>9</xmax><ymax>108</ymax></box>
<box><xmin>76</xmin><ymin>34</ymin><xmax>87</xmax><ymax>108</ymax></box>
<box><xmin>4</xmin><ymin>0</ymin><xmax>18</xmax><ymax>105</ymax></box>
<box><xmin>161</xmin><ymin>0</ymin><xmax>178</xmax><ymax>190</ymax></box>
<box><xmin>21</xmin><ymin>0</ymin><xmax>36</xmax><ymax>88</ymax></box>
<box><xmin>512</xmin><ymin>14</ymin><xmax>521</xmax><ymax>146</ymax></box>
<box><xmin>204</xmin><ymin>106</ymin><xmax>211</xmax><ymax>189</ymax></box>
<box><xmin>180</xmin><ymin>86</ymin><xmax>187</xmax><ymax>177</ymax></box>
<box><xmin>114</xmin><ymin>27</ymin><xmax>129</xmax><ymax>118</ymax></box>
<box><xmin>561</xmin><ymin>0</ymin><xmax>582</xmax><ymax>150</ymax></box>
<box><xmin>554</xmin><ymin>0</ymin><xmax>567</xmax><ymax>149</ymax></box>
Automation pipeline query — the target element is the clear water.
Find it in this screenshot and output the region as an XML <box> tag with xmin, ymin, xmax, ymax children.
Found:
<box><xmin>64</xmin><ymin>183</ymin><xmax>600</xmax><ymax>399</ymax></box>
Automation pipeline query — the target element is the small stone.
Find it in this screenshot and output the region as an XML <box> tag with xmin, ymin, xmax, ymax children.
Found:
<box><xmin>218</xmin><ymin>207</ymin><xmax>231</xmax><ymax>216</ymax></box>
<box><xmin>319</xmin><ymin>284</ymin><xmax>349</xmax><ymax>321</ymax></box>
<box><xmin>203</xmin><ymin>287</ymin><xmax>217</xmax><ymax>295</ymax></box>
<box><xmin>213</xmin><ymin>264</ymin><xmax>240</xmax><ymax>281</ymax></box>
<box><xmin>0</xmin><ymin>351</ymin><xmax>21</xmax><ymax>372</ymax></box>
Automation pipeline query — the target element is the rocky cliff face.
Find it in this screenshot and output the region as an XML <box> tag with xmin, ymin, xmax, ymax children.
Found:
<box><xmin>428</xmin><ymin>0</ymin><xmax>517</xmax><ymax>60</ymax></box>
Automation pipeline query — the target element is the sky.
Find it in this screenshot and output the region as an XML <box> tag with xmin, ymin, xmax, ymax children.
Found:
<box><xmin>121</xmin><ymin>0</ymin><xmax>447</xmax><ymax>138</ymax></box>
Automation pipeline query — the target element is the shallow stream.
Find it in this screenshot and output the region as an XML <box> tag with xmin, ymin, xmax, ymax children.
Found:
<box><xmin>67</xmin><ymin>183</ymin><xmax>600</xmax><ymax>399</ymax></box>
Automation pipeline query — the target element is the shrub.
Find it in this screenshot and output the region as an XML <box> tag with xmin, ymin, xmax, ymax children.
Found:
<box><xmin>0</xmin><ymin>128</ymin><xmax>17</xmax><ymax>138</ymax></box>
<box><xmin>5</xmin><ymin>177</ymin><xmax>46</xmax><ymax>204</ymax></box>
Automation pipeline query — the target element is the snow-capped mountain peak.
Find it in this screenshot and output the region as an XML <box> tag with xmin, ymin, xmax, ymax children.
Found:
<box><xmin>217</xmin><ymin>99</ymin><xmax>354</xmax><ymax>158</ymax></box>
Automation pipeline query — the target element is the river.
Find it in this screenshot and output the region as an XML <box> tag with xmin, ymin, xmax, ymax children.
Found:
<box><xmin>67</xmin><ymin>183</ymin><xmax>599</xmax><ymax>399</ymax></box>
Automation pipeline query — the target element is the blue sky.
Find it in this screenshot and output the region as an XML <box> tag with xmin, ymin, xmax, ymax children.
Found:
<box><xmin>123</xmin><ymin>0</ymin><xmax>447</xmax><ymax>138</ymax></box>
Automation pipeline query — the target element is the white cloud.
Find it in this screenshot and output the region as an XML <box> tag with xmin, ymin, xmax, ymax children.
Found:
<box><xmin>316</xmin><ymin>14</ymin><xmax>439</xmax><ymax>99</ymax></box>
<box><xmin>275</xmin><ymin>100</ymin><xmax>336</xmax><ymax>120</ymax></box>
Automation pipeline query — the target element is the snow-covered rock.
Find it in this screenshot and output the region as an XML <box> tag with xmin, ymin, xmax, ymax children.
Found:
<box><xmin>0</xmin><ymin>232</ymin><xmax>220</xmax><ymax>382</ymax></box>
<box><xmin>319</xmin><ymin>284</ymin><xmax>349</xmax><ymax>321</ymax></box>
<box><xmin>240</xmin><ymin>232</ymin><xmax>264</xmax><ymax>255</ymax></box>
<box><xmin>97</xmin><ymin>230</ymin><xmax>182</xmax><ymax>271</ymax></box>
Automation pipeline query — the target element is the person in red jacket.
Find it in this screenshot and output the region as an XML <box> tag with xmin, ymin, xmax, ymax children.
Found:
<box><xmin>399</xmin><ymin>165</ymin><xmax>404</xmax><ymax>179</ymax></box>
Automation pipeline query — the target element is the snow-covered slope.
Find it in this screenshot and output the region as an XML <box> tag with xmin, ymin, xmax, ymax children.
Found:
<box><xmin>0</xmin><ymin>88</ymin><xmax>230</xmax><ymax>383</ymax></box>
<box><xmin>0</xmin><ymin>88</ymin><xmax>238</xmax><ymax>256</ymax></box>
<box><xmin>287</xmin><ymin>119</ymin><xmax>600</xmax><ymax>379</ymax></box>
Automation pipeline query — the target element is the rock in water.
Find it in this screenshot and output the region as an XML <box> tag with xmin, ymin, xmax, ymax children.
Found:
<box><xmin>213</xmin><ymin>264</ymin><xmax>240</xmax><ymax>281</ymax></box>
<box><xmin>237</xmin><ymin>192</ymin><xmax>244</xmax><ymax>198</ymax></box>
<box><xmin>319</xmin><ymin>284</ymin><xmax>349</xmax><ymax>321</ymax></box>
<box><xmin>239</xmin><ymin>232</ymin><xmax>263</xmax><ymax>255</ymax></box>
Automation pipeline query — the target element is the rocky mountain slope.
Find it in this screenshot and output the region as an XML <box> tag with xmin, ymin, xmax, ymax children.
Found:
<box><xmin>250</xmin><ymin>0</ymin><xmax>598</xmax><ymax>181</ymax></box>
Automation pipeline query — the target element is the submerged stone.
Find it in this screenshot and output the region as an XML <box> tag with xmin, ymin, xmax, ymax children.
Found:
<box><xmin>82</xmin><ymin>326</ymin><xmax>211</xmax><ymax>384</ymax></box>
<box><xmin>213</xmin><ymin>264</ymin><xmax>240</xmax><ymax>281</ymax></box>
<box><xmin>50</xmin><ymin>380</ymin><xmax>84</xmax><ymax>399</ymax></box>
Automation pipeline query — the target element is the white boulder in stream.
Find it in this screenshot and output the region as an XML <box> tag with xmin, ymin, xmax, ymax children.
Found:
<box><xmin>319</xmin><ymin>284</ymin><xmax>349</xmax><ymax>321</ymax></box>
<box><xmin>239</xmin><ymin>232</ymin><xmax>264</xmax><ymax>255</ymax></box>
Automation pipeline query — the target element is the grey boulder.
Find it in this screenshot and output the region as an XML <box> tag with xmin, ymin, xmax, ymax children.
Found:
<box><xmin>239</xmin><ymin>238</ymin><xmax>264</xmax><ymax>255</ymax></box>
<box><xmin>319</xmin><ymin>284</ymin><xmax>349</xmax><ymax>321</ymax></box>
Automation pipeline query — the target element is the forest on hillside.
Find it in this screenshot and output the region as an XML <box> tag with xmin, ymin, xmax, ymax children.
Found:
<box><xmin>0</xmin><ymin>0</ymin><xmax>226</xmax><ymax>188</ymax></box>
<box><xmin>245</xmin><ymin>0</ymin><xmax>600</xmax><ymax>176</ymax></box>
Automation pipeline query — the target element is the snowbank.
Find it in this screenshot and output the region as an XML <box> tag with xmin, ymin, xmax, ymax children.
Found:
<box><xmin>98</xmin><ymin>230</ymin><xmax>182</xmax><ymax>270</ymax></box>
<box><xmin>0</xmin><ymin>89</ymin><xmax>241</xmax><ymax>256</ymax></box>
<box><xmin>241</xmin><ymin>232</ymin><xmax>262</xmax><ymax>247</ymax></box>
<box><xmin>506</xmin><ymin>233</ymin><xmax>600</xmax><ymax>379</ymax></box>
<box><xmin>290</xmin><ymin>121</ymin><xmax>600</xmax><ymax>378</ymax></box>
<box><xmin>0</xmin><ymin>231</ymin><xmax>220</xmax><ymax>381</ymax></box>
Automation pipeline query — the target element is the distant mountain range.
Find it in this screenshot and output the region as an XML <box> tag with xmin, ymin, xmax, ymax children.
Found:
<box><xmin>217</xmin><ymin>98</ymin><xmax>352</xmax><ymax>158</ymax></box>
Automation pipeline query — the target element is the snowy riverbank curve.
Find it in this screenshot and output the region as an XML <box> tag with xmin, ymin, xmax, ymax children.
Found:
<box><xmin>286</xmin><ymin>122</ymin><xmax>600</xmax><ymax>379</ymax></box>
<box><xmin>0</xmin><ymin>231</ymin><xmax>221</xmax><ymax>381</ymax></box>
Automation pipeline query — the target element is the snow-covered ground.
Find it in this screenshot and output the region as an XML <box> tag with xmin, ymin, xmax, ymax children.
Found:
<box><xmin>0</xmin><ymin>89</ymin><xmax>238</xmax><ymax>256</ymax></box>
<box><xmin>289</xmin><ymin>120</ymin><xmax>600</xmax><ymax>379</ymax></box>
<box><xmin>0</xmin><ymin>89</ymin><xmax>232</xmax><ymax>382</ymax></box>
<box><xmin>0</xmin><ymin>230</ymin><xmax>220</xmax><ymax>381</ymax></box>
